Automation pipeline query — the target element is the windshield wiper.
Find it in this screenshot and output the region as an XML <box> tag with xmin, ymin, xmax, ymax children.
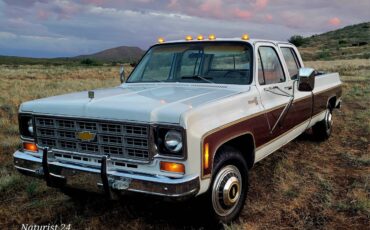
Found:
<box><xmin>181</xmin><ymin>75</ymin><xmax>215</xmax><ymax>84</ymax></box>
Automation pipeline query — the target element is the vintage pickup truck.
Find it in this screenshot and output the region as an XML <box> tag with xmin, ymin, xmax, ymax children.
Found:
<box><xmin>14</xmin><ymin>34</ymin><xmax>342</xmax><ymax>223</ymax></box>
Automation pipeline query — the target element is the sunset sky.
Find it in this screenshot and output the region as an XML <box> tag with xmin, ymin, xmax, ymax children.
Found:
<box><xmin>0</xmin><ymin>0</ymin><xmax>369</xmax><ymax>58</ymax></box>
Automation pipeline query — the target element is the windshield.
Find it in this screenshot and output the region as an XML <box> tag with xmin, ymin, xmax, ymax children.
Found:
<box><xmin>127</xmin><ymin>42</ymin><xmax>253</xmax><ymax>85</ymax></box>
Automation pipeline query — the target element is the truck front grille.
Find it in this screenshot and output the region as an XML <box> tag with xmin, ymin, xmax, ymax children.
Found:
<box><xmin>35</xmin><ymin>116</ymin><xmax>150</xmax><ymax>162</ymax></box>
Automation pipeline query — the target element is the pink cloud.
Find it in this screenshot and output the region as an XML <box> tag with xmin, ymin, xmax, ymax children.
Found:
<box><xmin>233</xmin><ymin>8</ymin><xmax>252</xmax><ymax>20</ymax></box>
<box><xmin>54</xmin><ymin>2</ymin><xmax>82</xmax><ymax>20</ymax></box>
<box><xmin>328</xmin><ymin>17</ymin><xmax>341</xmax><ymax>26</ymax></box>
<box><xmin>265</xmin><ymin>14</ymin><xmax>273</xmax><ymax>21</ymax></box>
<box><xmin>167</xmin><ymin>0</ymin><xmax>178</xmax><ymax>9</ymax></box>
<box><xmin>199</xmin><ymin>0</ymin><xmax>223</xmax><ymax>19</ymax></box>
<box><xmin>254</xmin><ymin>0</ymin><xmax>268</xmax><ymax>10</ymax></box>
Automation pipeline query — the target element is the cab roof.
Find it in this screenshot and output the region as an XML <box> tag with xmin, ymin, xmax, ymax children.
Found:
<box><xmin>157</xmin><ymin>37</ymin><xmax>293</xmax><ymax>46</ymax></box>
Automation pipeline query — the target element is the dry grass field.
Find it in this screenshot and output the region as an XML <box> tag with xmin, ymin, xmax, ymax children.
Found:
<box><xmin>0</xmin><ymin>60</ymin><xmax>369</xmax><ymax>229</ymax></box>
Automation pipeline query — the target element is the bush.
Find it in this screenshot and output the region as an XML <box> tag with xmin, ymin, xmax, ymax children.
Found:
<box><xmin>317</xmin><ymin>51</ymin><xmax>331</xmax><ymax>60</ymax></box>
<box><xmin>80</xmin><ymin>58</ymin><xmax>101</xmax><ymax>66</ymax></box>
<box><xmin>338</xmin><ymin>40</ymin><xmax>347</xmax><ymax>45</ymax></box>
<box><xmin>288</xmin><ymin>35</ymin><xmax>306</xmax><ymax>47</ymax></box>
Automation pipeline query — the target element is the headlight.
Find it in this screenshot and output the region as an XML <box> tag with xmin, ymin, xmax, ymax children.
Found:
<box><xmin>27</xmin><ymin>119</ymin><xmax>34</xmax><ymax>135</ymax></box>
<box><xmin>155</xmin><ymin>126</ymin><xmax>185</xmax><ymax>157</ymax></box>
<box><xmin>19</xmin><ymin>114</ymin><xmax>34</xmax><ymax>138</ymax></box>
<box><xmin>164</xmin><ymin>130</ymin><xmax>183</xmax><ymax>153</ymax></box>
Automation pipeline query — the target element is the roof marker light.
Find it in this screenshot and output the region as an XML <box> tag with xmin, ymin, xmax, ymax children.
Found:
<box><xmin>185</xmin><ymin>35</ymin><xmax>193</xmax><ymax>41</ymax></box>
<box><xmin>197</xmin><ymin>34</ymin><xmax>204</xmax><ymax>40</ymax></box>
<box><xmin>241</xmin><ymin>34</ymin><xmax>250</xmax><ymax>40</ymax></box>
<box><xmin>208</xmin><ymin>34</ymin><xmax>216</xmax><ymax>40</ymax></box>
<box><xmin>158</xmin><ymin>37</ymin><xmax>165</xmax><ymax>43</ymax></box>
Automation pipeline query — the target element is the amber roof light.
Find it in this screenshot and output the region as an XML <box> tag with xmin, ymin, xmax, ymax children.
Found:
<box><xmin>158</xmin><ymin>37</ymin><xmax>165</xmax><ymax>43</ymax></box>
<box><xmin>185</xmin><ymin>35</ymin><xmax>193</xmax><ymax>41</ymax></box>
<box><xmin>208</xmin><ymin>34</ymin><xmax>216</xmax><ymax>40</ymax></box>
<box><xmin>197</xmin><ymin>34</ymin><xmax>204</xmax><ymax>40</ymax></box>
<box><xmin>241</xmin><ymin>34</ymin><xmax>250</xmax><ymax>40</ymax></box>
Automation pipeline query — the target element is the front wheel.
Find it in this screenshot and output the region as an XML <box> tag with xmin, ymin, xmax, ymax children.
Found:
<box><xmin>208</xmin><ymin>146</ymin><xmax>249</xmax><ymax>223</ymax></box>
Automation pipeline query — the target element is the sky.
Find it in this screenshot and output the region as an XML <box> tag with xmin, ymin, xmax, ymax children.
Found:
<box><xmin>0</xmin><ymin>0</ymin><xmax>369</xmax><ymax>58</ymax></box>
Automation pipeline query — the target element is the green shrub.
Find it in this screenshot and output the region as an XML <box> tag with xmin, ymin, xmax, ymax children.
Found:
<box><xmin>80</xmin><ymin>58</ymin><xmax>102</xmax><ymax>66</ymax></box>
<box><xmin>288</xmin><ymin>35</ymin><xmax>306</xmax><ymax>47</ymax></box>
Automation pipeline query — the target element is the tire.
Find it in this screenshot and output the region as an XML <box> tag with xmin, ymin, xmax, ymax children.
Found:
<box><xmin>312</xmin><ymin>107</ymin><xmax>333</xmax><ymax>141</ymax></box>
<box><xmin>206</xmin><ymin>145</ymin><xmax>249</xmax><ymax>223</ymax></box>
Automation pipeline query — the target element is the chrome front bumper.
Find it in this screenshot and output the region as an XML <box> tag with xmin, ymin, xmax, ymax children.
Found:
<box><xmin>13</xmin><ymin>150</ymin><xmax>199</xmax><ymax>198</ymax></box>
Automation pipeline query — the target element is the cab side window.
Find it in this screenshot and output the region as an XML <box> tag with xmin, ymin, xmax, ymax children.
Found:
<box><xmin>258</xmin><ymin>46</ymin><xmax>285</xmax><ymax>85</ymax></box>
<box><xmin>281</xmin><ymin>47</ymin><xmax>300</xmax><ymax>80</ymax></box>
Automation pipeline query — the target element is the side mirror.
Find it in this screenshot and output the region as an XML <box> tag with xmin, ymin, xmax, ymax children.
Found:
<box><xmin>119</xmin><ymin>65</ymin><xmax>125</xmax><ymax>83</ymax></box>
<box><xmin>297</xmin><ymin>67</ymin><xmax>316</xmax><ymax>92</ymax></box>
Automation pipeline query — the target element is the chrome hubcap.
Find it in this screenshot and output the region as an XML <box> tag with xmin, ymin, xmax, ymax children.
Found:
<box><xmin>326</xmin><ymin>109</ymin><xmax>333</xmax><ymax>131</ymax></box>
<box><xmin>212</xmin><ymin>165</ymin><xmax>242</xmax><ymax>216</ymax></box>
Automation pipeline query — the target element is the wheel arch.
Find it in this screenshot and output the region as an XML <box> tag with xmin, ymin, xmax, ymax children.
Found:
<box><xmin>211</xmin><ymin>132</ymin><xmax>256</xmax><ymax>173</ymax></box>
<box><xmin>327</xmin><ymin>96</ymin><xmax>337</xmax><ymax>110</ymax></box>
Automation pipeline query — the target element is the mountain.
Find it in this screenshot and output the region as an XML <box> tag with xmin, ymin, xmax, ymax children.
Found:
<box><xmin>0</xmin><ymin>46</ymin><xmax>145</xmax><ymax>65</ymax></box>
<box><xmin>298</xmin><ymin>22</ymin><xmax>370</xmax><ymax>60</ymax></box>
<box><xmin>75</xmin><ymin>46</ymin><xmax>145</xmax><ymax>63</ymax></box>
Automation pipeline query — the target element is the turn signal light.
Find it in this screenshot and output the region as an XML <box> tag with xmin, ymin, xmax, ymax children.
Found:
<box><xmin>241</xmin><ymin>34</ymin><xmax>250</xmax><ymax>40</ymax></box>
<box><xmin>204</xmin><ymin>143</ymin><xmax>210</xmax><ymax>170</ymax></box>
<box><xmin>185</xmin><ymin>35</ymin><xmax>193</xmax><ymax>41</ymax></box>
<box><xmin>208</xmin><ymin>34</ymin><xmax>216</xmax><ymax>40</ymax></box>
<box><xmin>160</xmin><ymin>161</ymin><xmax>185</xmax><ymax>174</ymax></box>
<box><xmin>158</xmin><ymin>37</ymin><xmax>165</xmax><ymax>43</ymax></box>
<box><xmin>23</xmin><ymin>142</ymin><xmax>38</xmax><ymax>152</ymax></box>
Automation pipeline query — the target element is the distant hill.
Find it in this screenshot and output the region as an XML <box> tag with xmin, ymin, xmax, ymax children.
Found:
<box><xmin>0</xmin><ymin>45</ymin><xmax>145</xmax><ymax>65</ymax></box>
<box><xmin>298</xmin><ymin>22</ymin><xmax>370</xmax><ymax>60</ymax></box>
<box><xmin>75</xmin><ymin>46</ymin><xmax>145</xmax><ymax>63</ymax></box>
<box><xmin>0</xmin><ymin>55</ymin><xmax>80</xmax><ymax>65</ymax></box>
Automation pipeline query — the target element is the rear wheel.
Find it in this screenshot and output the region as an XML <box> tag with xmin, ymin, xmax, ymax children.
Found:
<box><xmin>207</xmin><ymin>146</ymin><xmax>248</xmax><ymax>223</ymax></box>
<box><xmin>312</xmin><ymin>107</ymin><xmax>333</xmax><ymax>141</ymax></box>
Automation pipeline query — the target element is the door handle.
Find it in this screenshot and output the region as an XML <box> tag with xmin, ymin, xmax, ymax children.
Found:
<box><xmin>284</xmin><ymin>86</ymin><xmax>292</xmax><ymax>90</ymax></box>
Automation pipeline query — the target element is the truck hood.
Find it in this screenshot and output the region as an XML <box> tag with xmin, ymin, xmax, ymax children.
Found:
<box><xmin>20</xmin><ymin>83</ymin><xmax>249</xmax><ymax>124</ymax></box>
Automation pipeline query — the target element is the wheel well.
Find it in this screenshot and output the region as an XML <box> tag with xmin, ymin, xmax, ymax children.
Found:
<box><xmin>215</xmin><ymin>133</ymin><xmax>255</xmax><ymax>169</ymax></box>
<box><xmin>328</xmin><ymin>96</ymin><xmax>336</xmax><ymax>110</ymax></box>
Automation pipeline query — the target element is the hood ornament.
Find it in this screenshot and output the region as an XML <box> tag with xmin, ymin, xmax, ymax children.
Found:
<box><xmin>88</xmin><ymin>90</ymin><xmax>94</xmax><ymax>100</ymax></box>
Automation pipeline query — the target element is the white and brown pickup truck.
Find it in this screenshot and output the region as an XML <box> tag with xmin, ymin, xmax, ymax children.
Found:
<box><xmin>14</xmin><ymin>35</ymin><xmax>342</xmax><ymax>223</ymax></box>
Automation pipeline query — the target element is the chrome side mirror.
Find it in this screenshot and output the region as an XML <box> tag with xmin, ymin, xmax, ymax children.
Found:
<box><xmin>119</xmin><ymin>65</ymin><xmax>125</xmax><ymax>83</ymax></box>
<box><xmin>297</xmin><ymin>67</ymin><xmax>316</xmax><ymax>92</ymax></box>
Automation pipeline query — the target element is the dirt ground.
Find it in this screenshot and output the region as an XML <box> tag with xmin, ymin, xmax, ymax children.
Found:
<box><xmin>0</xmin><ymin>60</ymin><xmax>368</xmax><ymax>229</ymax></box>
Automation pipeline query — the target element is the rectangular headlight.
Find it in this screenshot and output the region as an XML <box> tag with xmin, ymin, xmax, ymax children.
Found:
<box><xmin>18</xmin><ymin>114</ymin><xmax>34</xmax><ymax>139</ymax></box>
<box><xmin>154</xmin><ymin>126</ymin><xmax>186</xmax><ymax>158</ymax></box>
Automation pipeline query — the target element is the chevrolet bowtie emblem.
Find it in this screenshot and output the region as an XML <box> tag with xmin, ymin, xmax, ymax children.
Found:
<box><xmin>76</xmin><ymin>131</ymin><xmax>96</xmax><ymax>142</ymax></box>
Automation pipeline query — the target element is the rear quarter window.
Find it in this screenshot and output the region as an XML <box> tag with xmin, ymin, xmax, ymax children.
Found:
<box><xmin>281</xmin><ymin>47</ymin><xmax>300</xmax><ymax>80</ymax></box>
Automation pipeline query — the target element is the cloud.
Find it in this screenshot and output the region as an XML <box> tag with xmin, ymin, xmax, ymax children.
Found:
<box><xmin>328</xmin><ymin>17</ymin><xmax>341</xmax><ymax>26</ymax></box>
<box><xmin>265</xmin><ymin>14</ymin><xmax>273</xmax><ymax>21</ymax></box>
<box><xmin>233</xmin><ymin>8</ymin><xmax>253</xmax><ymax>20</ymax></box>
<box><xmin>37</xmin><ymin>9</ymin><xmax>50</xmax><ymax>20</ymax></box>
<box><xmin>254</xmin><ymin>0</ymin><xmax>269</xmax><ymax>10</ymax></box>
<box><xmin>0</xmin><ymin>0</ymin><xmax>369</xmax><ymax>57</ymax></box>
